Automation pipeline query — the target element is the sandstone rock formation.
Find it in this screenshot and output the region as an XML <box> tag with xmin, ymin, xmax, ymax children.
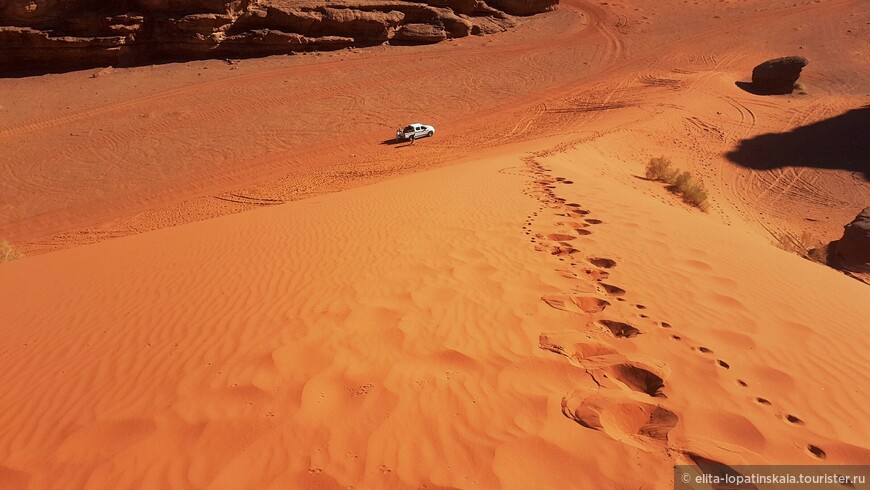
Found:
<box><xmin>831</xmin><ymin>206</ymin><xmax>870</xmax><ymax>271</ymax></box>
<box><xmin>750</xmin><ymin>56</ymin><xmax>808</xmax><ymax>95</ymax></box>
<box><xmin>392</xmin><ymin>23</ymin><xmax>446</xmax><ymax>44</ymax></box>
<box><xmin>0</xmin><ymin>0</ymin><xmax>558</xmax><ymax>74</ymax></box>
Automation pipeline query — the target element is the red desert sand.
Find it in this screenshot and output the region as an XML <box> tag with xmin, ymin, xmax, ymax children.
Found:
<box><xmin>1</xmin><ymin>0</ymin><xmax>870</xmax><ymax>488</ymax></box>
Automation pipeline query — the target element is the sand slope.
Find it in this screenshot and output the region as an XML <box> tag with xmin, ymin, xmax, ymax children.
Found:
<box><xmin>2</xmin><ymin>143</ymin><xmax>869</xmax><ymax>488</ymax></box>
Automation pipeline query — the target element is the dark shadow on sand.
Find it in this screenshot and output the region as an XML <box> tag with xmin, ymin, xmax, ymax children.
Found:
<box><xmin>735</xmin><ymin>80</ymin><xmax>803</xmax><ymax>96</ymax></box>
<box><xmin>725</xmin><ymin>106</ymin><xmax>870</xmax><ymax>181</ymax></box>
<box><xmin>735</xmin><ymin>81</ymin><xmax>779</xmax><ymax>95</ymax></box>
<box><xmin>686</xmin><ymin>454</ymin><xmax>759</xmax><ymax>490</ymax></box>
<box><xmin>381</xmin><ymin>138</ymin><xmax>418</xmax><ymax>148</ymax></box>
<box><xmin>0</xmin><ymin>41</ymin><xmax>378</xmax><ymax>78</ymax></box>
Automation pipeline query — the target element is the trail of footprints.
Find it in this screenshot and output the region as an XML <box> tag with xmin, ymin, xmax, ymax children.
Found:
<box><xmin>520</xmin><ymin>157</ymin><xmax>827</xmax><ymax>462</ymax></box>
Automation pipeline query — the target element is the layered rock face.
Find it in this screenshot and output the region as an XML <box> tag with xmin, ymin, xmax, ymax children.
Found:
<box><xmin>832</xmin><ymin>206</ymin><xmax>870</xmax><ymax>271</ymax></box>
<box><xmin>0</xmin><ymin>0</ymin><xmax>558</xmax><ymax>73</ymax></box>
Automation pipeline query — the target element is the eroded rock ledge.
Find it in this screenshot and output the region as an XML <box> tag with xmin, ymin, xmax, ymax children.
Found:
<box><xmin>0</xmin><ymin>0</ymin><xmax>558</xmax><ymax>74</ymax></box>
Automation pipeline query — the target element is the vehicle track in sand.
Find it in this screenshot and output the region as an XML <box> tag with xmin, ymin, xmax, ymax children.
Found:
<box><xmin>3</xmin><ymin>0</ymin><xmax>865</xmax><ymax>250</ymax></box>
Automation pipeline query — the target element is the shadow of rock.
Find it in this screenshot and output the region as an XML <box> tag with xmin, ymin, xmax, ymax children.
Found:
<box><xmin>725</xmin><ymin>106</ymin><xmax>870</xmax><ymax>181</ymax></box>
<box><xmin>734</xmin><ymin>80</ymin><xmax>794</xmax><ymax>95</ymax></box>
<box><xmin>687</xmin><ymin>454</ymin><xmax>759</xmax><ymax>490</ymax></box>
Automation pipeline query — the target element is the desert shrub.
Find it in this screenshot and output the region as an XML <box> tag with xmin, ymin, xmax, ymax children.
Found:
<box><xmin>672</xmin><ymin>171</ymin><xmax>692</xmax><ymax>188</ymax></box>
<box><xmin>645</xmin><ymin>157</ymin><xmax>709</xmax><ymax>210</ymax></box>
<box><xmin>678</xmin><ymin>179</ymin><xmax>709</xmax><ymax>209</ymax></box>
<box><xmin>1</xmin><ymin>239</ymin><xmax>23</xmax><ymax>262</ymax></box>
<box><xmin>645</xmin><ymin>157</ymin><xmax>675</xmax><ymax>181</ymax></box>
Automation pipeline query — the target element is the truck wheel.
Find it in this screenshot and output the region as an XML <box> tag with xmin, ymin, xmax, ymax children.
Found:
<box><xmin>427</xmin><ymin>131</ymin><xmax>433</xmax><ymax>137</ymax></box>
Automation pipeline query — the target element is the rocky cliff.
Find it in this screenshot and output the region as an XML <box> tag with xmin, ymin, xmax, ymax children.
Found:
<box><xmin>831</xmin><ymin>206</ymin><xmax>870</xmax><ymax>272</ymax></box>
<box><xmin>0</xmin><ymin>0</ymin><xmax>558</xmax><ymax>74</ymax></box>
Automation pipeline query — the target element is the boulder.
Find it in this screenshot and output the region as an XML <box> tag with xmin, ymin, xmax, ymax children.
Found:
<box><xmin>832</xmin><ymin>207</ymin><xmax>870</xmax><ymax>270</ymax></box>
<box><xmin>751</xmin><ymin>56</ymin><xmax>808</xmax><ymax>94</ymax></box>
<box><xmin>391</xmin><ymin>23</ymin><xmax>446</xmax><ymax>44</ymax></box>
<box><xmin>319</xmin><ymin>7</ymin><xmax>404</xmax><ymax>41</ymax></box>
<box><xmin>233</xmin><ymin>6</ymin><xmax>323</xmax><ymax>34</ymax></box>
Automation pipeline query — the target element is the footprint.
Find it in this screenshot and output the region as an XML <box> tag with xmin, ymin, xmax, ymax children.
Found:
<box><xmin>697</xmin><ymin>346</ymin><xmax>713</xmax><ymax>354</ymax></box>
<box><xmin>551</xmin><ymin>245</ymin><xmax>580</xmax><ymax>256</ymax></box>
<box><xmin>542</xmin><ymin>295</ymin><xmax>611</xmax><ymax>314</ymax></box>
<box><xmin>584</xmin><ymin>268</ymin><xmax>610</xmax><ymax>281</ymax></box>
<box><xmin>605</xmin><ymin>362</ymin><xmax>666</xmax><ymax>397</ymax></box>
<box><xmin>562</xmin><ymin>392</ymin><xmax>678</xmax><ymax>446</ymax></box>
<box><xmin>737</xmin><ymin>379</ymin><xmax>748</xmax><ymax>387</ymax></box>
<box><xmin>755</xmin><ymin>397</ymin><xmax>772</xmax><ymax>406</ymax></box>
<box><xmin>539</xmin><ymin>335</ymin><xmax>662</xmax><ymax>391</ymax></box>
<box><xmin>589</xmin><ymin>257</ymin><xmax>617</xmax><ymax>269</ymax></box>
<box><xmin>539</xmin><ymin>334</ymin><xmax>623</xmax><ymax>368</ymax></box>
<box><xmin>600</xmin><ymin>283</ymin><xmax>626</xmax><ymax>297</ymax></box>
<box><xmin>585</xmin><ymin>219</ymin><xmax>604</xmax><ymax>225</ymax></box>
<box><xmin>717</xmin><ymin>360</ymin><xmax>730</xmax><ymax>369</ymax></box>
<box><xmin>598</xmin><ymin>320</ymin><xmax>641</xmax><ymax>338</ymax></box>
<box><xmin>576</xmin><ymin>229</ymin><xmax>592</xmax><ymax>236</ymax></box>
<box><xmin>547</xmin><ymin>233</ymin><xmax>577</xmax><ymax>242</ymax></box>
<box><xmin>660</xmin><ymin>321</ymin><xmax>672</xmax><ymax>328</ymax></box>
<box><xmin>807</xmin><ymin>444</ymin><xmax>826</xmax><ymax>460</ymax></box>
<box><xmin>538</xmin><ymin>244</ymin><xmax>580</xmax><ymax>256</ymax></box>
<box><xmin>782</xmin><ymin>414</ymin><xmax>804</xmax><ymax>425</ymax></box>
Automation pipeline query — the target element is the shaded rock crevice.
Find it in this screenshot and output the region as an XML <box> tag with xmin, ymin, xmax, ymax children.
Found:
<box><xmin>830</xmin><ymin>206</ymin><xmax>870</xmax><ymax>273</ymax></box>
<box><xmin>0</xmin><ymin>0</ymin><xmax>558</xmax><ymax>74</ymax></box>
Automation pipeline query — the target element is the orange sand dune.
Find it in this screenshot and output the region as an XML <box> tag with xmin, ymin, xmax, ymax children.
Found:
<box><xmin>2</xmin><ymin>144</ymin><xmax>869</xmax><ymax>488</ymax></box>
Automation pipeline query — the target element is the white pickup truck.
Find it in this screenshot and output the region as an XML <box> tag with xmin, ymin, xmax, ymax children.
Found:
<box><xmin>396</xmin><ymin>123</ymin><xmax>435</xmax><ymax>142</ymax></box>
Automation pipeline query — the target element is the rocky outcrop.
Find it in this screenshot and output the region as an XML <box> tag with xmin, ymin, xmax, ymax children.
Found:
<box><xmin>831</xmin><ymin>207</ymin><xmax>870</xmax><ymax>271</ymax></box>
<box><xmin>0</xmin><ymin>0</ymin><xmax>557</xmax><ymax>74</ymax></box>
<box><xmin>750</xmin><ymin>56</ymin><xmax>808</xmax><ymax>95</ymax></box>
<box><xmin>0</xmin><ymin>26</ymin><xmax>126</xmax><ymax>68</ymax></box>
<box><xmin>392</xmin><ymin>23</ymin><xmax>446</xmax><ymax>44</ymax></box>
